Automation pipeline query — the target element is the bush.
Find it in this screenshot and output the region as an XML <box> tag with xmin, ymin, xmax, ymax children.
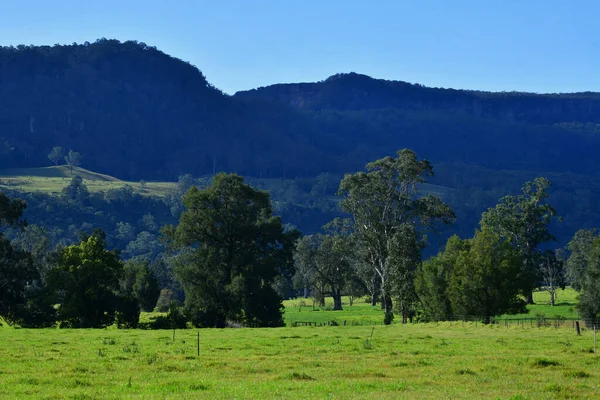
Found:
<box><xmin>116</xmin><ymin>296</ymin><xmax>140</xmax><ymax>329</ymax></box>
<box><xmin>142</xmin><ymin>303</ymin><xmax>187</xmax><ymax>329</ymax></box>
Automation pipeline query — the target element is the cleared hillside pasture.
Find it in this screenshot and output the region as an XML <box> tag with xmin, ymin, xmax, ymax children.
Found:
<box><xmin>0</xmin><ymin>166</ymin><xmax>175</xmax><ymax>197</ymax></box>
<box><xmin>0</xmin><ymin>322</ymin><xmax>598</xmax><ymax>399</ymax></box>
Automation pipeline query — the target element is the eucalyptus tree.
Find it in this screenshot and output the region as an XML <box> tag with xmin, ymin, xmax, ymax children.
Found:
<box><xmin>539</xmin><ymin>250</ymin><xmax>565</xmax><ymax>307</ymax></box>
<box><xmin>294</xmin><ymin>233</ymin><xmax>352</xmax><ymax>310</ymax></box>
<box><xmin>64</xmin><ymin>150</ymin><xmax>83</xmax><ymax>174</ymax></box>
<box><xmin>337</xmin><ymin>149</ymin><xmax>455</xmax><ymax>321</ymax></box>
<box><xmin>47</xmin><ymin>146</ymin><xmax>64</xmax><ymax>166</ymax></box>
<box><xmin>480</xmin><ymin>177</ymin><xmax>559</xmax><ymax>304</ymax></box>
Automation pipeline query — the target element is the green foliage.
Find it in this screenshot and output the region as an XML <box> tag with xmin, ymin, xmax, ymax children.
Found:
<box><xmin>416</xmin><ymin>235</ymin><xmax>468</xmax><ymax>321</ymax></box>
<box><xmin>60</xmin><ymin>175</ymin><xmax>89</xmax><ymax>203</ymax></box>
<box><xmin>173</xmin><ymin>173</ymin><xmax>299</xmax><ymax>328</ymax></box>
<box><xmin>48</xmin><ymin>235</ymin><xmax>128</xmax><ymax>328</ymax></box>
<box><xmin>64</xmin><ymin>150</ymin><xmax>83</xmax><ymax>174</ymax></box>
<box><xmin>447</xmin><ymin>228</ymin><xmax>527</xmax><ymax>319</ymax></box>
<box><xmin>480</xmin><ymin>177</ymin><xmax>559</xmax><ymax>302</ymax></box>
<box><xmin>577</xmin><ymin>237</ymin><xmax>600</xmax><ymax>323</ymax></box>
<box><xmin>47</xmin><ymin>146</ymin><xmax>64</xmax><ymax>166</ymax></box>
<box><xmin>0</xmin><ymin>193</ymin><xmax>53</xmax><ymax>327</ymax></box>
<box><xmin>566</xmin><ymin>229</ymin><xmax>597</xmax><ymax>291</ymax></box>
<box><xmin>0</xmin><ymin>234</ymin><xmax>38</xmax><ymax>325</ymax></box>
<box><xmin>154</xmin><ymin>289</ymin><xmax>178</xmax><ymax>312</ymax></box>
<box><xmin>418</xmin><ymin>229</ymin><xmax>527</xmax><ymax>322</ymax></box>
<box><xmin>115</xmin><ymin>295</ymin><xmax>140</xmax><ymax>329</ymax></box>
<box><xmin>122</xmin><ymin>260</ymin><xmax>160</xmax><ymax>312</ymax></box>
<box><xmin>294</xmin><ymin>233</ymin><xmax>352</xmax><ymax>310</ymax></box>
<box><xmin>338</xmin><ymin>149</ymin><xmax>455</xmax><ymax>318</ymax></box>
<box><xmin>0</xmin><ymin>191</ymin><xmax>27</xmax><ymax>228</ymax></box>
<box><xmin>539</xmin><ymin>250</ymin><xmax>566</xmax><ymax>306</ymax></box>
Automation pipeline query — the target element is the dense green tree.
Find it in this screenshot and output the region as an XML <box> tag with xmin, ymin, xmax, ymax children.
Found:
<box><xmin>565</xmin><ymin>229</ymin><xmax>598</xmax><ymax>291</ymax></box>
<box><xmin>122</xmin><ymin>259</ymin><xmax>160</xmax><ymax>312</ymax></box>
<box><xmin>61</xmin><ymin>175</ymin><xmax>89</xmax><ymax>203</ymax></box>
<box><xmin>338</xmin><ymin>149</ymin><xmax>454</xmax><ymax>321</ymax></box>
<box><xmin>47</xmin><ymin>146</ymin><xmax>64</xmax><ymax>166</ymax></box>
<box><xmin>0</xmin><ymin>192</ymin><xmax>27</xmax><ymax>229</ymax></box>
<box><xmin>0</xmin><ymin>192</ymin><xmax>43</xmax><ymax>326</ymax></box>
<box><xmin>171</xmin><ymin>173</ymin><xmax>299</xmax><ymax>328</ymax></box>
<box><xmin>578</xmin><ymin>238</ymin><xmax>600</xmax><ymax>324</ymax></box>
<box><xmin>480</xmin><ymin>177</ymin><xmax>558</xmax><ymax>304</ymax></box>
<box><xmin>0</xmin><ymin>234</ymin><xmax>38</xmax><ymax>325</ymax></box>
<box><xmin>415</xmin><ymin>235</ymin><xmax>468</xmax><ymax>321</ymax></box>
<box><xmin>387</xmin><ymin>223</ymin><xmax>422</xmax><ymax>323</ymax></box>
<box><xmin>447</xmin><ymin>228</ymin><xmax>527</xmax><ymax>321</ymax></box>
<box><xmin>48</xmin><ymin>235</ymin><xmax>128</xmax><ymax>328</ymax></box>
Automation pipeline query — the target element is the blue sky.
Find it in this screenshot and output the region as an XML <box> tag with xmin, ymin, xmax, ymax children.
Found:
<box><xmin>1</xmin><ymin>0</ymin><xmax>597</xmax><ymax>94</ymax></box>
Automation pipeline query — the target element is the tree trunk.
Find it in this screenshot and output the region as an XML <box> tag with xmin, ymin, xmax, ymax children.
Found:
<box><xmin>526</xmin><ymin>290</ymin><xmax>535</xmax><ymax>305</ymax></box>
<box><xmin>303</xmin><ymin>286</ymin><xmax>309</xmax><ymax>299</ymax></box>
<box><xmin>384</xmin><ymin>295</ymin><xmax>393</xmax><ymax>315</ymax></box>
<box><xmin>332</xmin><ymin>289</ymin><xmax>343</xmax><ymax>311</ymax></box>
<box><xmin>550</xmin><ymin>291</ymin><xmax>555</xmax><ymax>306</ymax></box>
<box><xmin>371</xmin><ymin>273</ymin><xmax>379</xmax><ymax>306</ymax></box>
<box><xmin>349</xmin><ymin>296</ymin><xmax>354</xmax><ymax>306</ymax></box>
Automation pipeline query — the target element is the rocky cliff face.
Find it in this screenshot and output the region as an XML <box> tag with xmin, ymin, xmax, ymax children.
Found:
<box><xmin>235</xmin><ymin>72</ymin><xmax>600</xmax><ymax>124</ymax></box>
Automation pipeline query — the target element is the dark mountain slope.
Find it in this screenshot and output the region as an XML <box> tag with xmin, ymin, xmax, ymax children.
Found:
<box><xmin>2</xmin><ymin>40</ymin><xmax>600</xmax><ymax>246</ymax></box>
<box><xmin>0</xmin><ymin>39</ymin><xmax>330</xmax><ymax>180</ymax></box>
<box><xmin>236</xmin><ymin>72</ymin><xmax>600</xmax><ymax>124</ymax></box>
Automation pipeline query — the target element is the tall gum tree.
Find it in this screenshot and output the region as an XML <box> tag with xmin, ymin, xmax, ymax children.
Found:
<box><xmin>338</xmin><ymin>149</ymin><xmax>455</xmax><ymax>321</ymax></box>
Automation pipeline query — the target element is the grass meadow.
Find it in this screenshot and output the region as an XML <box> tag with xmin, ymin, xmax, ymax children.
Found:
<box><xmin>1</xmin><ymin>288</ymin><xmax>597</xmax><ymax>399</ymax></box>
<box><xmin>0</xmin><ymin>166</ymin><xmax>175</xmax><ymax>197</ymax></box>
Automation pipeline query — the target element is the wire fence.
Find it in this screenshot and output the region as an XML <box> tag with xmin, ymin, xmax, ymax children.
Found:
<box><xmin>291</xmin><ymin>316</ymin><xmax>600</xmax><ymax>329</ymax></box>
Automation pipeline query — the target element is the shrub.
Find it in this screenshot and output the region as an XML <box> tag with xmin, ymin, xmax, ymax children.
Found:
<box><xmin>143</xmin><ymin>303</ymin><xmax>187</xmax><ymax>329</ymax></box>
<box><xmin>116</xmin><ymin>295</ymin><xmax>140</xmax><ymax>329</ymax></box>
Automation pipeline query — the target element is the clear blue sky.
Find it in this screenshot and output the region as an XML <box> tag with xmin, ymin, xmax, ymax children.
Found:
<box><xmin>1</xmin><ymin>0</ymin><xmax>597</xmax><ymax>94</ymax></box>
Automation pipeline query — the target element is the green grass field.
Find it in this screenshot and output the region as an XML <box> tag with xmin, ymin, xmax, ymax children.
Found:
<box><xmin>0</xmin><ymin>166</ymin><xmax>175</xmax><ymax>197</ymax></box>
<box><xmin>283</xmin><ymin>288</ymin><xmax>581</xmax><ymax>327</ymax></box>
<box><xmin>1</xmin><ymin>321</ymin><xmax>599</xmax><ymax>399</ymax></box>
<box><xmin>1</xmin><ymin>288</ymin><xmax>595</xmax><ymax>399</ymax></box>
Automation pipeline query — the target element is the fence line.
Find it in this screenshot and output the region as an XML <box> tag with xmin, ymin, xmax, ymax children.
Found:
<box><xmin>291</xmin><ymin>316</ymin><xmax>600</xmax><ymax>329</ymax></box>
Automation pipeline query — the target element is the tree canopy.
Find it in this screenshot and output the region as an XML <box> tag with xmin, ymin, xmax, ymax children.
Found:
<box><xmin>171</xmin><ymin>173</ymin><xmax>299</xmax><ymax>328</ymax></box>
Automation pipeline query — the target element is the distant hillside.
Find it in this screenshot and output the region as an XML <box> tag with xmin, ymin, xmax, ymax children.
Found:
<box><xmin>0</xmin><ymin>166</ymin><xmax>121</xmax><ymax>181</ymax></box>
<box><xmin>0</xmin><ymin>39</ymin><xmax>328</xmax><ymax>180</ymax></box>
<box><xmin>235</xmin><ymin>72</ymin><xmax>600</xmax><ymax>124</ymax></box>
<box><xmin>4</xmin><ymin>40</ymin><xmax>600</xmax><ymax>246</ymax></box>
<box><xmin>0</xmin><ymin>166</ymin><xmax>174</xmax><ymax>197</ymax></box>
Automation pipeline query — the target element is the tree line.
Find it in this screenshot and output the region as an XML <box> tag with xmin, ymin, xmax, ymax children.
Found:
<box><xmin>2</xmin><ymin>148</ymin><xmax>600</xmax><ymax>328</ymax></box>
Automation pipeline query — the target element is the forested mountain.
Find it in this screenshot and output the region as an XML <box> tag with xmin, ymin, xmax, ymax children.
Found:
<box><xmin>2</xmin><ymin>39</ymin><xmax>600</xmax><ymax>248</ymax></box>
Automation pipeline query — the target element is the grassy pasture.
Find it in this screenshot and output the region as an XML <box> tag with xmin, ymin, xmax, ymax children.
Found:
<box><xmin>1</xmin><ymin>288</ymin><xmax>595</xmax><ymax>399</ymax></box>
<box><xmin>0</xmin><ymin>166</ymin><xmax>175</xmax><ymax>197</ymax></box>
<box><xmin>1</xmin><ymin>322</ymin><xmax>599</xmax><ymax>399</ymax></box>
<box><xmin>283</xmin><ymin>288</ymin><xmax>580</xmax><ymax>327</ymax></box>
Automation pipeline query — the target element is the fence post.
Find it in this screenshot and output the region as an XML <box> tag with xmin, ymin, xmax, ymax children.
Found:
<box><xmin>595</xmin><ymin>325</ymin><xmax>597</xmax><ymax>355</ymax></box>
